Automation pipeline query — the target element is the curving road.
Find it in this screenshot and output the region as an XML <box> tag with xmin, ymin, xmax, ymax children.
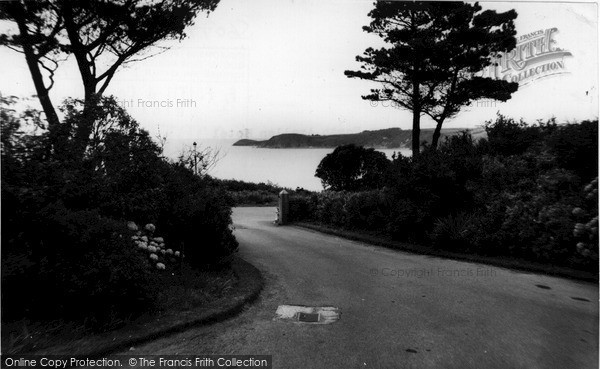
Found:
<box><xmin>124</xmin><ymin>207</ymin><xmax>599</xmax><ymax>369</ymax></box>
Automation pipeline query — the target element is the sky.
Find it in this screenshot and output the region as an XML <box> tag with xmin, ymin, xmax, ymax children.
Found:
<box><xmin>1</xmin><ymin>0</ymin><xmax>598</xmax><ymax>143</ymax></box>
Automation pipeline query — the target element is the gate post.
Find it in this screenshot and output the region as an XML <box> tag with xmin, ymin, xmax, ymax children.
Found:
<box><xmin>278</xmin><ymin>190</ymin><xmax>289</xmax><ymax>225</ymax></box>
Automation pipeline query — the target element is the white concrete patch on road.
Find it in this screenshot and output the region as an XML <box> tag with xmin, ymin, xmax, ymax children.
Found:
<box><xmin>275</xmin><ymin>305</ymin><xmax>340</xmax><ymax>324</ymax></box>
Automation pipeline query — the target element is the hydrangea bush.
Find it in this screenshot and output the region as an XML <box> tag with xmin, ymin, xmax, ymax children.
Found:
<box><xmin>128</xmin><ymin>222</ymin><xmax>184</xmax><ymax>271</ymax></box>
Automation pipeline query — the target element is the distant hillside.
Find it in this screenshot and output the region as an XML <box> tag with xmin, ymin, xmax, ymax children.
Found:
<box><xmin>233</xmin><ymin>127</ymin><xmax>487</xmax><ymax>148</ymax></box>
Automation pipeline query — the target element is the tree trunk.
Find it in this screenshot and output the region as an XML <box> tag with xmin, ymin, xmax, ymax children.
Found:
<box><xmin>13</xmin><ymin>7</ymin><xmax>60</xmax><ymax>130</ymax></box>
<box><xmin>411</xmin><ymin>79</ymin><xmax>421</xmax><ymax>158</ymax></box>
<box><xmin>63</xmin><ymin>3</ymin><xmax>99</xmax><ymax>159</ymax></box>
<box><xmin>409</xmin><ymin>11</ymin><xmax>421</xmax><ymax>159</ymax></box>
<box><xmin>411</xmin><ymin>109</ymin><xmax>420</xmax><ymax>158</ymax></box>
<box><xmin>73</xmin><ymin>94</ymin><xmax>99</xmax><ymax>158</ymax></box>
<box><xmin>431</xmin><ymin>119</ymin><xmax>444</xmax><ymax>150</ymax></box>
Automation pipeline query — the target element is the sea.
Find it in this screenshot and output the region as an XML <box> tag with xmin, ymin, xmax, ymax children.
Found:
<box><xmin>163</xmin><ymin>139</ymin><xmax>412</xmax><ymax>192</ymax></box>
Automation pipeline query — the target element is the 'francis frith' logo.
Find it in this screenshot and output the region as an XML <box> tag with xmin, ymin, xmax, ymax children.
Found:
<box><xmin>483</xmin><ymin>27</ymin><xmax>572</xmax><ymax>86</ymax></box>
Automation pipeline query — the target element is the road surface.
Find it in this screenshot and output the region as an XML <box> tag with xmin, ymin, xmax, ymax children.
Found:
<box><xmin>124</xmin><ymin>207</ymin><xmax>599</xmax><ymax>369</ymax></box>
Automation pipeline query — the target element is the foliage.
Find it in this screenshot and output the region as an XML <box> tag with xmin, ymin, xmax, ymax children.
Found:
<box><xmin>492</xmin><ymin>169</ymin><xmax>581</xmax><ymax>262</ymax></box>
<box><xmin>315</xmin><ymin>144</ymin><xmax>390</xmax><ymax>191</ymax></box>
<box><xmin>1</xmin><ymin>97</ymin><xmax>238</xmax><ymax>328</ymax></box>
<box><xmin>571</xmin><ymin>177</ymin><xmax>598</xmax><ymax>262</ymax></box>
<box><xmin>217</xmin><ymin>179</ymin><xmax>282</xmax><ymax>193</ymax></box>
<box><xmin>484</xmin><ymin>113</ymin><xmax>552</xmax><ymax>156</ymax></box>
<box><xmin>1</xmin><ymin>0</ymin><xmax>219</xmax><ymax>154</ymax></box>
<box><xmin>290</xmin><ymin>116</ymin><xmax>598</xmax><ymax>273</ymax></box>
<box><xmin>314</xmin><ymin>191</ymin><xmax>348</xmax><ymax>226</ymax></box>
<box><xmin>158</xmin><ymin>170</ymin><xmax>238</xmax><ymax>267</ymax></box>
<box><xmin>545</xmin><ymin>120</ymin><xmax>598</xmax><ymax>181</ymax></box>
<box><xmin>345</xmin><ymin>1</ymin><xmax>518</xmax><ymax>154</ymax></box>
<box><xmin>227</xmin><ymin>190</ymin><xmax>278</xmax><ymax>206</ymax></box>
<box><xmin>430</xmin><ymin>212</ymin><xmax>476</xmax><ymax>251</ymax></box>
<box><xmin>343</xmin><ymin>191</ymin><xmax>390</xmax><ymax>231</ymax></box>
<box><xmin>215</xmin><ymin>179</ymin><xmax>283</xmax><ymax>206</ymax></box>
<box><xmin>382</xmin><ymin>133</ymin><xmax>485</xmax><ymax>241</ymax></box>
<box><xmin>288</xmin><ymin>193</ymin><xmax>318</xmax><ymax>222</ymax></box>
<box><xmin>177</xmin><ymin>144</ymin><xmax>222</xmax><ymax>177</ymax></box>
<box><xmin>2</xmin><ymin>203</ymin><xmax>157</xmax><ymax>329</ymax></box>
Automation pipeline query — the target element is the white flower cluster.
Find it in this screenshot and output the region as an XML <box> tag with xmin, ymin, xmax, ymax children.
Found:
<box><xmin>127</xmin><ymin>222</ymin><xmax>183</xmax><ymax>270</ymax></box>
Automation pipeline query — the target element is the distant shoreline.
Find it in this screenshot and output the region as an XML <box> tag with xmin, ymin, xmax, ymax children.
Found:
<box><xmin>233</xmin><ymin>145</ymin><xmax>411</xmax><ymax>150</ymax></box>
<box><xmin>233</xmin><ymin>127</ymin><xmax>486</xmax><ymax>148</ymax></box>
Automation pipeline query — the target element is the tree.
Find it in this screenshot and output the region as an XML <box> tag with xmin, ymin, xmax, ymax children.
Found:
<box><xmin>345</xmin><ymin>1</ymin><xmax>519</xmax><ymax>156</ymax></box>
<box><xmin>315</xmin><ymin>144</ymin><xmax>390</xmax><ymax>191</ymax></box>
<box><xmin>177</xmin><ymin>142</ymin><xmax>222</xmax><ymax>177</ymax></box>
<box><xmin>1</xmin><ymin>0</ymin><xmax>219</xmax><ymax>156</ymax></box>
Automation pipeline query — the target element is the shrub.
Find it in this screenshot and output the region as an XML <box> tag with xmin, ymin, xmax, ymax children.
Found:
<box><xmin>296</xmin><ymin>118</ymin><xmax>598</xmax><ymax>273</ymax></box>
<box><xmin>468</xmin><ymin>167</ymin><xmax>594</xmax><ymax>267</ymax></box>
<box><xmin>344</xmin><ymin>190</ymin><xmax>389</xmax><ymax>231</ymax></box>
<box><xmin>288</xmin><ymin>193</ymin><xmax>317</xmax><ymax>222</ymax></box>
<box><xmin>2</xmin><ymin>203</ymin><xmax>157</xmax><ymax>329</ymax></box>
<box><xmin>215</xmin><ymin>179</ymin><xmax>283</xmax><ymax>206</ymax></box>
<box><xmin>484</xmin><ymin>113</ymin><xmax>548</xmax><ymax>156</ymax></box>
<box><xmin>315</xmin><ymin>191</ymin><xmax>348</xmax><ymax>226</ymax></box>
<box><xmin>384</xmin><ymin>197</ymin><xmax>432</xmax><ymax>242</ymax></box>
<box><xmin>571</xmin><ymin>177</ymin><xmax>598</xmax><ymax>265</ymax></box>
<box><xmin>430</xmin><ymin>212</ymin><xmax>476</xmax><ymax>251</ymax></box>
<box><xmin>217</xmin><ymin>179</ymin><xmax>282</xmax><ymax>193</ymax></box>
<box><xmin>545</xmin><ymin>120</ymin><xmax>598</xmax><ymax>181</ymax></box>
<box><xmin>228</xmin><ymin>190</ymin><xmax>278</xmax><ymax>206</ymax></box>
<box><xmin>161</xmin><ymin>182</ymin><xmax>238</xmax><ymax>267</ymax></box>
<box><xmin>382</xmin><ymin>136</ymin><xmax>485</xmax><ymax>241</ymax></box>
<box><xmin>315</xmin><ymin>144</ymin><xmax>390</xmax><ymax>191</ymax></box>
<box><xmin>1</xmin><ymin>97</ymin><xmax>239</xmax><ymax>328</ymax></box>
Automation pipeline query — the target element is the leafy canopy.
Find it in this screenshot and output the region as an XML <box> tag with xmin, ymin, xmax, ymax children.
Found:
<box><xmin>345</xmin><ymin>1</ymin><xmax>519</xmax><ymax>151</ymax></box>
<box><xmin>315</xmin><ymin>144</ymin><xmax>390</xmax><ymax>191</ymax></box>
<box><xmin>1</xmin><ymin>0</ymin><xmax>219</xmax><ymax>156</ymax></box>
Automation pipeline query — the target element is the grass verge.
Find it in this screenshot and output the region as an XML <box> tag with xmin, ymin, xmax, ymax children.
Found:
<box><xmin>2</xmin><ymin>257</ymin><xmax>264</xmax><ymax>356</ymax></box>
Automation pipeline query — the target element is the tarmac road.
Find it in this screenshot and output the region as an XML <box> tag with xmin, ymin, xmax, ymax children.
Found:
<box><xmin>123</xmin><ymin>207</ymin><xmax>599</xmax><ymax>369</ymax></box>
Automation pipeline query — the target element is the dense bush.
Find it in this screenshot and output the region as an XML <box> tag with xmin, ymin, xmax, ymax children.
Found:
<box><xmin>287</xmin><ymin>193</ymin><xmax>318</xmax><ymax>222</ymax></box>
<box><xmin>382</xmin><ymin>132</ymin><xmax>485</xmax><ymax>241</ymax></box>
<box><xmin>315</xmin><ymin>191</ymin><xmax>348</xmax><ymax>226</ymax></box>
<box><xmin>2</xmin><ymin>203</ymin><xmax>157</xmax><ymax>327</ymax></box>
<box><xmin>315</xmin><ymin>144</ymin><xmax>390</xmax><ymax>191</ymax></box>
<box><xmin>1</xmin><ymin>96</ymin><xmax>238</xmax><ymax>328</ymax></box>
<box><xmin>344</xmin><ymin>190</ymin><xmax>390</xmax><ymax>230</ymax></box>
<box><xmin>430</xmin><ymin>212</ymin><xmax>476</xmax><ymax>251</ymax></box>
<box><xmin>289</xmin><ymin>115</ymin><xmax>598</xmax><ymax>272</ymax></box>
<box><xmin>572</xmin><ymin>177</ymin><xmax>599</xmax><ymax>261</ymax></box>
<box><xmin>464</xmin><ymin>118</ymin><xmax>598</xmax><ymax>269</ymax></box>
<box><xmin>217</xmin><ymin>179</ymin><xmax>282</xmax><ymax>193</ymax></box>
<box><xmin>226</xmin><ymin>190</ymin><xmax>278</xmax><ymax>206</ymax></box>
<box><xmin>484</xmin><ymin>113</ymin><xmax>552</xmax><ymax>156</ymax></box>
<box><xmin>159</xmin><ymin>172</ymin><xmax>238</xmax><ymax>267</ymax></box>
<box><xmin>214</xmin><ymin>179</ymin><xmax>283</xmax><ymax>206</ymax></box>
<box><xmin>545</xmin><ymin>120</ymin><xmax>598</xmax><ymax>181</ymax></box>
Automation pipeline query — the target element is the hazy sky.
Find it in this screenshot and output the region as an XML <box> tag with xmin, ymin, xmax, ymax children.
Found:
<box><xmin>1</xmin><ymin>0</ymin><xmax>598</xmax><ymax>141</ymax></box>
